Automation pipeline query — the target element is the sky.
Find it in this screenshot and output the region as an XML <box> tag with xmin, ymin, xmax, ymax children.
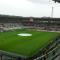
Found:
<box><xmin>0</xmin><ymin>0</ymin><xmax>60</xmax><ymax>18</ymax></box>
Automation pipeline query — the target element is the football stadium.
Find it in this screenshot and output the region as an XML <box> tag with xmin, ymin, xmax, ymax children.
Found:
<box><xmin>0</xmin><ymin>15</ymin><xmax>60</xmax><ymax>60</ymax></box>
<box><xmin>0</xmin><ymin>0</ymin><xmax>60</xmax><ymax>60</ymax></box>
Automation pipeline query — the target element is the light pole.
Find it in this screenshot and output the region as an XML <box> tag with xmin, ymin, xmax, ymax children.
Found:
<box><xmin>51</xmin><ymin>6</ymin><xmax>54</xmax><ymax>18</ymax></box>
<box><xmin>49</xmin><ymin>0</ymin><xmax>54</xmax><ymax>18</ymax></box>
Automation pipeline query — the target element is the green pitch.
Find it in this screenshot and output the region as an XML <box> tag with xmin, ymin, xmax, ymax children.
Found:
<box><xmin>0</xmin><ymin>29</ymin><xmax>59</xmax><ymax>57</ymax></box>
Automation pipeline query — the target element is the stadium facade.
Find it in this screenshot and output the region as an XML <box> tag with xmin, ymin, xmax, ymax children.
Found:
<box><xmin>0</xmin><ymin>15</ymin><xmax>60</xmax><ymax>60</ymax></box>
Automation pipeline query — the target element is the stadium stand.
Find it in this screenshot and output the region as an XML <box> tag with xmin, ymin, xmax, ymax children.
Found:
<box><xmin>0</xmin><ymin>15</ymin><xmax>60</xmax><ymax>32</ymax></box>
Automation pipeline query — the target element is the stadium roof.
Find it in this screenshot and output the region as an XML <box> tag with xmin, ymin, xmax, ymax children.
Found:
<box><xmin>53</xmin><ymin>0</ymin><xmax>60</xmax><ymax>3</ymax></box>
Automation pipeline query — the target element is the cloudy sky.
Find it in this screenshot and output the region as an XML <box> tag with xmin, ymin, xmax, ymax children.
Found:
<box><xmin>0</xmin><ymin>0</ymin><xmax>60</xmax><ymax>18</ymax></box>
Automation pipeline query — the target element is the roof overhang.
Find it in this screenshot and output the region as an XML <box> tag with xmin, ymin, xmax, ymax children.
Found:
<box><xmin>53</xmin><ymin>0</ymin><xmax>60</xmax><ymax>3</ymax></box>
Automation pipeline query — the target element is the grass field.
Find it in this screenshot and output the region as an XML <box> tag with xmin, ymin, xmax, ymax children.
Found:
<box><xmin>0</xmin><ymin>29</ymin><xmax>59</xmax><ymax>57</ymax></box>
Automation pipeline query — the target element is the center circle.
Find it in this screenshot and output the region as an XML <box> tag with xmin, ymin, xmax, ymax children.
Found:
<box><xmin>17</xmin><ymin>33</ymin><xmax>32</xmax><ymax>36</ymax></box>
